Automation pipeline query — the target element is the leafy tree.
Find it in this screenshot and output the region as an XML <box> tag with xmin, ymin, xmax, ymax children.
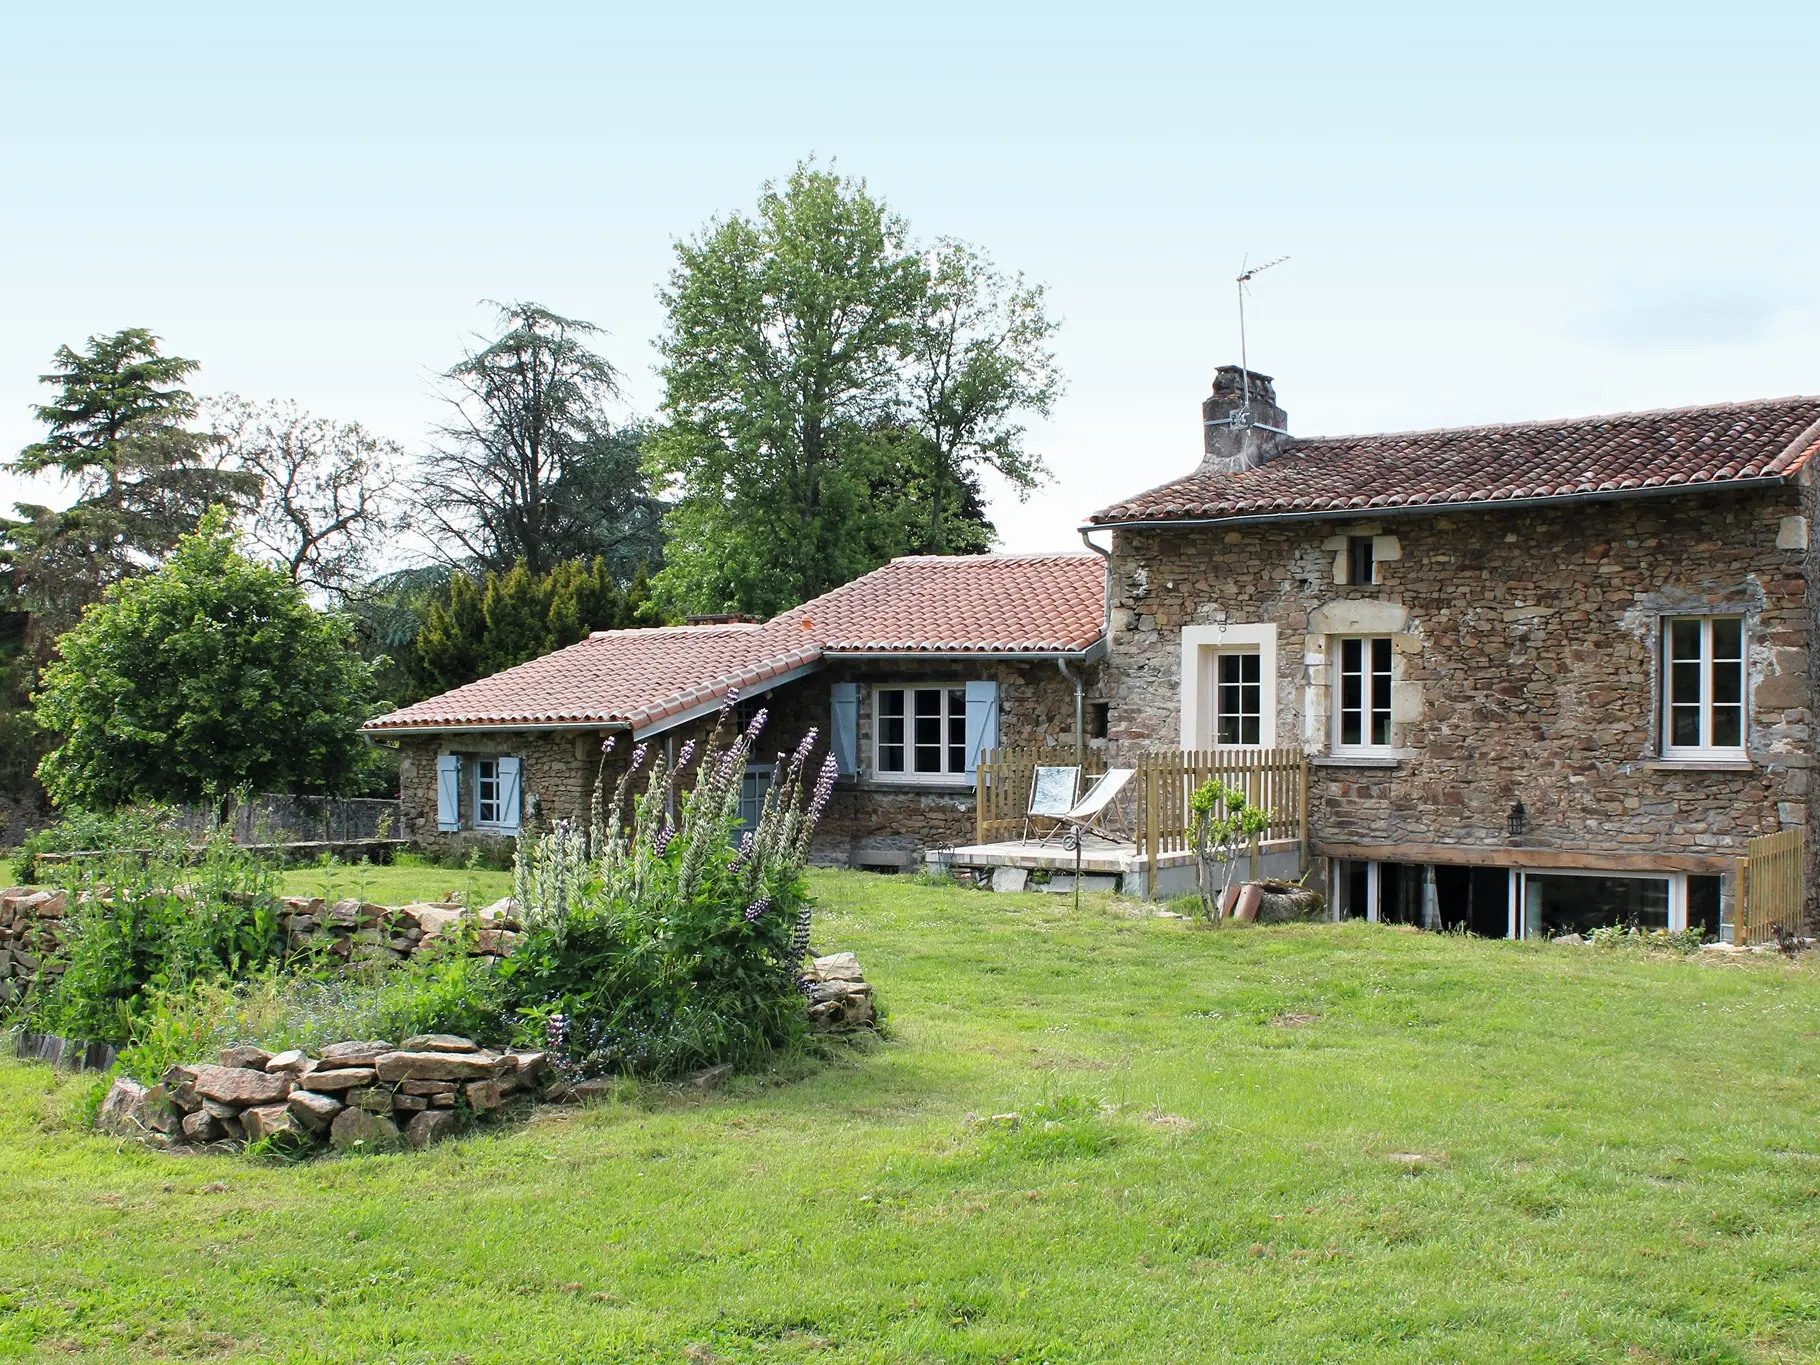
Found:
<box><xmin>648</xmin><ymin>164</ymin><xmax>925</xmax><ymax>617</ymax></box>
<box><xmin>337</xmin><ymin>564</ymin><xmax>453</xmax><ymax>706</ymax></box>
<box><xmin>420</xmin><ymin>302</ymin><xmax>664</xmax><ymax>579</ymax></box>
<box><xmin>648</xmin><ymin>165</ymin><xmax>1061</xmax><ymax>615</ymax></box>
<box><xmin>407</xmin><ymin>557</ymin><xmax>637</xmax><ymax>697</ymax></box>
<box><xmin>7</xmin><ymin>329</ymin><xmax>259</xmax><ymax>640</ymax></box>
<box><xmin>208</xmin><ymin>396</ymin><xmax>402</xmax><ymax>598</ymax></box>
<box><xmin>33</xmin><ymin>509</ymin><xmax>376</xmax><ymax>809</ymax></box>
<box><xmin>905</xmin><ymin>239</ymin><xmax>1061</xmax><ymax>552</ymax></box>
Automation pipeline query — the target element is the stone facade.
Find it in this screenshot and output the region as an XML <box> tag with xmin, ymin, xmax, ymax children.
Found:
<box><xmin>1102</xmin><ymin>483</ymin><xmax>1810</xmax><ymax>910</ymax></box>
<box><xmin>383</xmin><ymin>656</ymin><xmax>1100</xmax><ymax>866</ymax></box>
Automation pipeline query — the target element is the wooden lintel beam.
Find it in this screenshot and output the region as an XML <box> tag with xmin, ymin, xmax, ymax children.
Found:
<box><xmin>1314</xmin><ymin>841</ymin><xmax>1741</xmax><ymax>875</ymax></box>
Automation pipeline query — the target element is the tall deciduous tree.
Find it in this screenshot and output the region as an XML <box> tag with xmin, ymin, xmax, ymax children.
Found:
<box><xmin>33</xmin><ymin>508</ymin><xmax>376</xmax><ymax>809</ymax></box>
<box><xmin>905</xmin><ymin>239</ymin><xmax>1061</xmax><ymax>553</ymax></box>
<box><xmin>7</xmin><ymin>329</ymin><xmax>259</xmax><ymax>637</ymax></box>
<box><xmin>419</xmin><ymin>302</ymin><xmax>664</xmax><ymax>579</ymax></box>
<box><xmin>208</xmin><ymin>396</ymin><xmax>403</xmax><ymax>598</ymax></box>
<box><xmin>648</xmin><ymin>165</ymin><xmax>1062</xmax><ymax>615</ymax></box>
<box><xmin>648</xmin><ymin>165</ymin><xmax>925</xmax><ymax>617</ymax></box>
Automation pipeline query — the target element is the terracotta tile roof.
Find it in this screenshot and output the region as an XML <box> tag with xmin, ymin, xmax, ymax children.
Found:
<box><xmin>365</xmin><ymin>554</ymin><xmax>1106</xmax><ymax>734</ymax></box>
<box><xmin>769</xmin><ymin>554</ymin><xmax>1106</xmax><ymax>655</ymax></box>
<box><xmin>1090</xmin><ymin>396</ymin><xmax>1820</xmax><ymax>526</ymax></box>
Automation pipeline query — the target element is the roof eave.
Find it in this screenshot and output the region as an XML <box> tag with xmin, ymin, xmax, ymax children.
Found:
<box><xmin>362</xmin><ymin>719</ymin><xmax>633</xmax><ymax>737</ymax></box>
<box><xmin>1083</xmin><ymin>474</ymin><xmax>1797</xmax><ymax>534</ymax></box>
<box><xmin>819</xmin><ymin>642</ymin><xmax>1105</xmax><ymax>662</ymax></box>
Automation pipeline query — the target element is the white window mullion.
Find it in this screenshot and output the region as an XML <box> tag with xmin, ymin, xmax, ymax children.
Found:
<box><xmin>1700</xmin><ymin>620</ymin><xmax>1713</xmax><ymax>749</ymax></box>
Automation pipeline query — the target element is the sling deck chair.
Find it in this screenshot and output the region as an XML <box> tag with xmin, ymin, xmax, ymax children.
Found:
<box><xmin>1023</xmin><ymin>765</ymin><xmax>1081</xmax><ymax>845</ymax></box>
<box><xmin>1057</xmin><ymin>767</ymin><xmax>1136</xmax><ymax>850</ymax></box>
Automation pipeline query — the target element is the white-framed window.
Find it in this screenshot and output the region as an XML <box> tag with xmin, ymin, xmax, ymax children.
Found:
<box><xmin>472</xmin><ymin>756</ymin><xmax>522</xmax><ymax>832</ymax></box>
<box><xmin>737</xmin><ymin>764</ymin><xmax>774</xmax><ymax>830</ymax></box>
<box><xmin>1180</xmin><ymin>623</ymin><xmax>1277</xmax><ymax>749</ymax></box>
<box><xmin>874</xmin><ymin>685</ymin><xmax>968</xmax><ymax>779</ymax></box>
<box><xmin>1334</xmin><ymin>636</ymin><xmax>1394</xmax><ymax>751</ymax></box>
<box><xmin>1662</xmin><ymin>616</ymin><xmax>1746</xmax><ymax>758</ymax></box>
<box><xmin>1214</xmin><ymin>651</ymin><xmax>1262</xmax><ymax>746</ymax></box>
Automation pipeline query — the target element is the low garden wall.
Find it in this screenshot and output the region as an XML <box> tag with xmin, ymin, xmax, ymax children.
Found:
<box><xmin>1</xmin><ymin>887</ymin><xmax>523</xmax><ymax>1011</ymax></box>
<box><xmin>0</xmin><ymin>888</ymin><xmax>66</xmax><ymax>1007</ymax></box>
<box><xmin>68</xmin><ymin>951</ymin><xmax>874</xmax><ymax>1158</ymax></box>
<box><xmin>98</xmin><ymin>1034</ymin><xmax>548</xmax><ymax>1152</ymax></box>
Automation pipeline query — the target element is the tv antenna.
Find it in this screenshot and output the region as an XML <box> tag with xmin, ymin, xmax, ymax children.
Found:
<box><xmin>1235</xmin><ymin>254</ymin><xmax>1289</xmax><ymax>418</ymax></box>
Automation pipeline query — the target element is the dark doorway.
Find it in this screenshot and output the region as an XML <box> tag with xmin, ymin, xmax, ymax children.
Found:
<box><xmin>1435</xmin><ymin>865</ymin><xmax>1511</xmax><ymax>937</ymax></box>
<box><xmin>1379</xmin><ymin>863</ymin><xmax>1423</xmax><ymax>925</ymax></box>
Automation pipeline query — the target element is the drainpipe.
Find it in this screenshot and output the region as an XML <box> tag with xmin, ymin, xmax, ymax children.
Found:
<box><xmin>1078</xmin><ymin>526</ymin><xmax>1113</xmax><ymax>642</ymax></box>
<box><xmin>1057</xmin><ymin>658</ymin><xmax>1084</xmax><ymax>769</ymax></box>
<box><xmin>1078</xmin><ymin>526</ymin><xmax>1116</xmax><ymax>764</ymax></box>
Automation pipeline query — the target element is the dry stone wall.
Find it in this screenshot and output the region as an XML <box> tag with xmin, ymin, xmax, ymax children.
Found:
<box><xmin>1</xmin><ymin>889</ymin><xmax>524</xmax><ymax>1011</ymax></box>
<box><xmin>0</xmin><ymin>889</ymin><xmax>65</xmax><ymax>1008</ymax></box>
<box><xmin>97</xmin><ymin>1036</ymin><xmax>549</xmax><ymax>1153</ymax></box>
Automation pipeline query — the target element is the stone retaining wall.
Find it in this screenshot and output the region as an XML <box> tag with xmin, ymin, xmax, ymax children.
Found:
<box><xmin>98</xmin><ymin>1035</ymin><xmax>548</xmax><ymax>1153</ymax></box>
<box><xmin>0</xmin><ymin>888</ymin><xmax>523</xmax><ymax>1012</ymax></box>
<box><xmin>0</xmin><ymin>889</ymin><xmax>66</xmax><ymax>1008</ymax></box>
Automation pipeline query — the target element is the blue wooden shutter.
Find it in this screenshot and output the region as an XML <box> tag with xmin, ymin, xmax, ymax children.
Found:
<box><xmin>436</xmin><ymin>754</ymin><xmax>461</xmax><ymax>831</ymax></box>
<box><xmin>964</xmin><ymin>680</ymin><xmax>1000</xmax><ymax>771</ymax></box>
<box><xmin>830</xmin><ymin>682</ymin><xmax>859</xmax><ymax>775</ymax></box>
<box><xmin>498</xmin><ymin>756</ymin><xmax>523</xmax><ymax>831</ymax></box>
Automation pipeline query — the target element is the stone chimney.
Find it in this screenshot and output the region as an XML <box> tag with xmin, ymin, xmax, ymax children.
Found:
<box><xmin>1201</xmin><ymin>365</ymin><xmax>1289</xmax><ymax>473</ymax></box>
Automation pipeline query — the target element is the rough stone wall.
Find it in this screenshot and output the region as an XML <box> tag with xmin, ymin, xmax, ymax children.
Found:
<box><xmin>812</xmin><ymin>657</ymin><xmax>1102</xmax><ymax>864</ymax></box>
<box><xmin>1103</xmin><ymin>485</ymin><xmax>1809</xmax><ymax>874</ymax></box>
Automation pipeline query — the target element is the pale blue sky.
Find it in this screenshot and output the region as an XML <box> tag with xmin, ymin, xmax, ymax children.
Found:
<box><xmin>3</xmin><ymin>1</ymin><xmax>1816</xmax><ymax>555</ymax></box>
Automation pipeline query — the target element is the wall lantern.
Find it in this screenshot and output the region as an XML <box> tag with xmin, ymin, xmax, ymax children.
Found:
<box><xmin>1507</xmin><ymin>801</ymin><xmax>1528</xmax><ymax>837</ymax></box>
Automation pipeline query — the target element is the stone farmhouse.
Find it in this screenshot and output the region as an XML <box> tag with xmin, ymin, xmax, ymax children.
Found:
<box><xmin>1085</xmin><ymin>367</ymin><xmax>1817</xmax><ymax>939</ymax></box>
<box><xmin>367</xmin><ymin>365</ymin><xmax>1819</xmax><ymax>938</ymax></box>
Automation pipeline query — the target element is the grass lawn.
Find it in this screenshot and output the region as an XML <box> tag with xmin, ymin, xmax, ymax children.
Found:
<box><xmin>272</xmin><ymin>858</ymin><xmax>514</xmax><ymax>909</ymax></box>
<box><xmin>2</xmin><ymin>870</ymin><xmax>1817</xmax><ymax>1363</ymax></box>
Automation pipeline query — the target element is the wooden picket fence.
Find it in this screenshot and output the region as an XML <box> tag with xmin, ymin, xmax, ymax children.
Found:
<box><xmin>1735</xmin><ymin>827</ymin><xmax>1806</xmax><ymax>946</ymax></box>
<box><xmin>973</xmin><ymin>747</ymin><xmax>1308</xmax><ymax>871</ymax></box>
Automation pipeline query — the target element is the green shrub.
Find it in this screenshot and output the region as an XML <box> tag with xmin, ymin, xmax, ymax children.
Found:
<box><xmin>113</xmin><ymin>951</ymin><xmax>511</xmax><ymax>1084</ymax></box>
<box><xmin>502</xmin><ymin>702</ymin><xmax>837</xmax><ymax>1079</ymax></box>
<box><xmin>25</xmin><ymin>827</ymin><xmax>283</xmax><ymax>1043</ymax></box>
<box><xmin>12</xmin><ymin>805</ymin><xmax>177</xmax><ymax>884</ymax></box>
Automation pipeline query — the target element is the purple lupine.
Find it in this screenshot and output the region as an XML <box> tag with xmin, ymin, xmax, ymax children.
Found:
<box><xmin>631</xmin><ymin>743</ymin><xmax>649</xmax><ymax>770</ymax></box>
<box><xmin>677</xmin><ymin>739</ymin><xmax>697</xmax><ymax>769</ymax></box>
<box><xmin>743</xmin><ymin>895</ymin><xmax>771</xmax><ymax>923</ymax></box>
<box><xmin>652</xmin><ymin>824</ymin><xmax>675</xmax><ymax>857</ymax></box>
<box><xmin>719</xmin><ymin>686</ymin><xmax>741</xmax><ymax>716</ymax></box>
<box><xmin>793</xmin><ymin>727</ymin><xmax>820</xmax><ymax>762</ymax></box>
<box><xmin>744</xmin><ymin>708</ymin><xmax>769</xmax><ymax>741</ymax></box>
<box><xmin>600</xmin><ymin>735</ymin><xmax>616</xmax><ymax>756</ymax></box>
<box><xmin>807</xmin><ymin>754</ymin><xmax>838</xmax><ymax>817</ymax></box>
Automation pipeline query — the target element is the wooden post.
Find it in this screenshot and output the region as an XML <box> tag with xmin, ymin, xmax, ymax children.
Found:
<box><xmin>1145</xmin><ymin>763</ymin><xmax>1160</xmax><ymax>899</ymax></box>
<box><xmin>1733</xmin><ymin>855</ymin><xmax>1749</xmax><ymax>946</ymax></box>
<box><xmin>975</xmin><ymin>752</ymin><xmax>986</xmax><ymax>847</ymax></box>
<box><xmin>1297</xmin><ymin>754</ymin><xmax>1309</xmax><ymax>876</ymax></box>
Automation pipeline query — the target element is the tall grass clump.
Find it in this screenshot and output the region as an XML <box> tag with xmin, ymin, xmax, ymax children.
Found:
<box><xmin>502</xmin><ymin>694</ymin><xmax>837</xmax><ymax>1078</ymax></box>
